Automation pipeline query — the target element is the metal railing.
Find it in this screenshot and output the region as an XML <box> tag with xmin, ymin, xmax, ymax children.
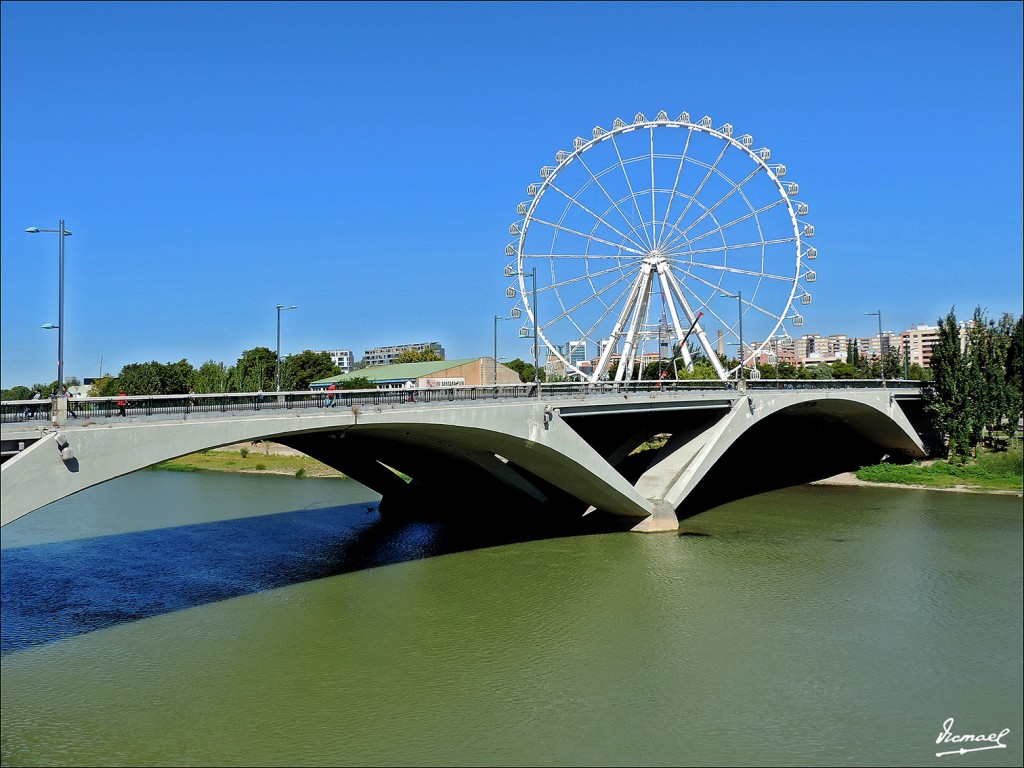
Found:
<box><xmin>0</xmin><ymin>379</ymin><xmax>923</xmax><ymax>425</ymax></box>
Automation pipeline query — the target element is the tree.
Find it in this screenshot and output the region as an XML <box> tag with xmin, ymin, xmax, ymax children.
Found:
<box><xmin>231</xmin><ymin>347</ymin><xmax>277</xmax><ymax>392</ymax></box>
<box><xmin>89</xmin><ymin>375</ymin><xmax>120</xmax><ymax>397</ymax></box>
<box><xmin>193</xmin><ymin>360</ymin><xmax>229</xmax><ymax>393</ymax></box>
<box><xmin>395</xmin><ymin>348</ymin><xmax>443</xmax><ymax>364</ymax></box>
<box><xmin>1005</xmin><ymin>315</ymin><xmax>1024</xmax><ymax>442</ymax></box>
<box><xmin>505</xmin><ymin>358</ymin><xmax>545</xmax><ymax>383</ymax></box>
<box><xmin>118</xmin><ymin>362</ymin><xmax>163</xmax><ymax>395</ymax></box>
<box><xmin>285</xmin><ymin>350</ymin><xmax>340</xmax><ymax>390</ymax></box>
<box><xmin>339</xmin><ymin>376</ymin><xmax>374</xmax><ymax>390</ymax></box>
<box><xmin>1</xmin><ymin>386</ymin><xmax>32</xmax><ymax>401</ymax></box>
<box><xmin>927</xmin><ymin>308</ymin><xmax>972</xmax><ymax>459</ymax></box>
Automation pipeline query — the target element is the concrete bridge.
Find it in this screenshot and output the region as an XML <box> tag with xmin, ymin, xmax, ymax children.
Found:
<box><xmin>0</xmin><ymin>381</ymin><xmax>930</xmax><ymax>532</ymax></box>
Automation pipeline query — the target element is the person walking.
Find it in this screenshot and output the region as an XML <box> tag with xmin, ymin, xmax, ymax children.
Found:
<box><xmin>117</xmin><ymin>390</ymin><xmax>128</xmax><ymax>417</ymax></box>
<box><xmin>25</xmin><ymin>390</ymin><xmax>41</xmax><ymax>419</ymax></box>
<box><xmin>404</xmin><ymin>379</ymin><xmax>417</xmax><ymax>403</ymax></box>
<box><xmin>326</xmin><ymin>382</ymin><xmax>337</xmax><ymax>407</ymax></box>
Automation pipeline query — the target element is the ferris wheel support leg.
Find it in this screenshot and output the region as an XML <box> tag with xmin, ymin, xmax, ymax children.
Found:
<box><xmin>594</xmin><ymin>268</ymin><xmax>647</xmax><ymax>382</ymax></box>
<box><xmin>662</xmin><ymin>267</ymin><xmax>729</xmax><ymax>380</ymax></box>
<box><xmin>656</xmin><ymin>263</ymin><xmax>694</xmax><ymax>372</ymax></box>
<box><xmin>616</xmin><ymin>264</ymin><xmax>654</xmax><ymax>383</ymax></box>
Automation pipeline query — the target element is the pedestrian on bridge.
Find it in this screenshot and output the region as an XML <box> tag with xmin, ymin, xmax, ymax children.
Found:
<box><xmin>326</xmin><ymin>383</ymin><xmax>337</xmax><ymax>407</ymax></box>
<box><xmin>117</xmin><ymin>391</ymin><xmax>127</xmax><ymax>417</ymax></box>
<box><xmin>404</xmin><ymin>379</ymin><xmax>417</xmax><ymax>403</ymax></box>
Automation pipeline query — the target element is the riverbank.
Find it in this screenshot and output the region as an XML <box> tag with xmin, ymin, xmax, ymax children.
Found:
<box><xmin>155</xmin><ymin>442</ymin><xmax>1023</xmax><ymax>497</ymax></box>
<box><xmin>810</xmin><ymin>471</ymin><xmax>1023</xmax><ymax>496</ymax></box>
<box><xmin>151</xmin><ymin>442</ymin><xmax>344</xmax><ymax>478</ymax></box>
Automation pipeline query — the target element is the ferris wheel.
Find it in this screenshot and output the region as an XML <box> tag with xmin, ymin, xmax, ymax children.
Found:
<box><xmin>504</xmin><ymin>111</ymin><xmax>816</xmax><ymax>382</ymax></box>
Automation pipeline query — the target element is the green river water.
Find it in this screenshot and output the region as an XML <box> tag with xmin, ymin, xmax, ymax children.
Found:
<box><xmin>1</xmin><ymin>471</ymin><xmax>1021</xmax><ymax>766</ymax></box>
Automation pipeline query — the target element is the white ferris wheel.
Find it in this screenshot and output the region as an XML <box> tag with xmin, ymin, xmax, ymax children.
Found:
<box><xmin>504</xmin><ymin>111</ymin><xmax>816</xmax><ymax>382</ymax></box>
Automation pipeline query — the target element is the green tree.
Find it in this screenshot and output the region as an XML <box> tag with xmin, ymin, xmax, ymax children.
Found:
<box><xmin>882</xmin><ymin>347</ymin><xmax>903</xmax><ymax>380</ymax></box>
<box><xmin>232</xmin><ymin>347</ymin><xmax>277</xmax><ymax>392</ymax></box>
<box><xmin>927</xmin><ymin>308</ymin><xmax>973</xmax><ymax>459</ymax></box>
<box><xmin>1</xmin><ymin>386</ymin><xmax>33</xmax><ymax>401</ymax></box>
<box><xmin>831</xmin><ymin>360</ymin><xmax>858</xmax><ymax>379</ymax></box>
<box><xmin>395</xmin><ymin>348</ymin><xmax>443</xmax><ymax>364</ymax></box>
<box><xmin>117</xmin><ymin>362</ymin><xmax>163</xmax><ymax>395</ymax></box>
<box><xmin>193</xmin><ymin>360</ymin><xmax>229</xmax><ymax>393</ymax></box>
<box><xmin>1004</xmin><ymin>315</ymin><xmax>1024</xmax><ymax>442</ymax></box>
<box><xmin>160</xmin><ymin>359</ymin><xmax>195</xmax><ymax>394</ymax></box>
<box><xmin>505</xmin><ymin>358</ymin><xmax>545</xmax><ymax>383</ymax></box>
<box><xmin>89</xmin><ymin>375</ymin><xmax>120</xmax><ymax>397</ymax></box>
<box><xmin>285</xmin><ymin>350</ymin><xmax>340</xmax><ymax>390</ymax></box>
<box><xmin>339</xmin><ymin>376</ymin><xmax>374</xmax><ymax>390</ymax></box>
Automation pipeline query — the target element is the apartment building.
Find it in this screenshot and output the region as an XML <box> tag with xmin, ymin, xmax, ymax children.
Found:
<box><xmin>325</xmin><ymin>349</ymin><xmax>354</xmax><ymax>374</ymax></box>
<box><xmin>900</xmin><ymin>324</ymin><xmax>940</xmax><ymax>368</ymax></box>
<box><xmin>362</xmin><ymin>341</ymin><xmax>445</xmax><ymax>367</ymax></box>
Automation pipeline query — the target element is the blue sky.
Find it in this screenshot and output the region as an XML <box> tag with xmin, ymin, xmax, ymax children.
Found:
<box><xmin>2</xmin><ymin>1</ymin><xmax>1021</xmax><ymax>388</ymax></box>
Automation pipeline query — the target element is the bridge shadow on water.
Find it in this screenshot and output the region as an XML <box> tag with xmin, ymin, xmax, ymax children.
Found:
<box><xmin>0</xmin><ymin>499</ymin><xmax>620</xmax><ymax>656</ymax></box>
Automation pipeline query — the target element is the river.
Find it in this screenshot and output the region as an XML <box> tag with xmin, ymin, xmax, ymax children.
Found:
<box><xmin>1</xmin><ymin>471</ymin><xmax>1021</xmax><ymax>766</ymax></box>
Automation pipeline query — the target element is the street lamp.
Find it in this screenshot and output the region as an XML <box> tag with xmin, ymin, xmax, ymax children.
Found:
<box><xmin>493</xmin><ymin>314</ymin><xmax>513</xmax><ymax>385</ymax></box>
<box><xmin>276</xmin><ymin>304</ymin><xmax>297</xmax><ymax>391</ymax></box>
<box><xmin>865</xmin><ymin>310</ymin><xmax>884</xmax><ymax>389</ymax></box>
<box><xmin>507</xmin><ymin>265</ymin><xmax>539</xmax><ymax>396</ymax></box>
<box><xmin>719</xmin><ymin>290</ymin><xmax>744</xmax><ymax>384</ymax></box>
<box><xmin>26</xmin><ymin>221</ymin><xmax>72</xmax><ymax>392</ymax></box>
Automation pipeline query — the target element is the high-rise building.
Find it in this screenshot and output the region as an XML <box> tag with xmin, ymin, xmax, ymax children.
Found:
<box><xmin>900</xmin><ymin>324</ymin><xmax>940</xmax><ymax>368</ymax></box>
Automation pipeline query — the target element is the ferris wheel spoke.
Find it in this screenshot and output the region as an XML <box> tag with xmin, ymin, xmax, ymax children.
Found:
<box><xmin>545</xmin><ymin>180</ymin><xmax>652</xmax><ymax>254</ymax></box>
<box><xmin>576</xmin><ymin>154</ymin><xmax>656</xmax><ymax>252</ymax></box>
<box><xmin>649</xmin><ymin>129</ymin><xmax>658</xmax><ymax>250</ymax></box>
<box><xmin>677</xmin><ymin>166</ymin><xmax>762</xmax><ymax>241</ymax></box>
<box><xmin>660</xmin><ymin>265</ymin><xmax>728</xmax><ymax>379</ymax></box>
<box><xmin>538</xmin><ymin>263</ymin><xmax>640</xmax><ymax>293</ymax></box>
<box><xmin>522</xmin><ymin>253</ymin><xmax>645</xmax><ymax>261</ymax></box>
<box><xmin>540</xmin><ymin>267</ymin><xmax>640</xmax><ymax>329</ymax></box>
<box><xmin>673</xmin><ymin>199</ymin><xmax>787</xmax><ymax>250</ymax></box>
<box><xmin>683</xmin><ymin>261</ymin><xmax>796</xmax><ymax>282</ymax></box>
<box><xmin>671</xmin><ymin>236</ymin><xmax>798</xmax><ymax>266</ymax></box>
<box><xmin>527</xmin><ymin>217</ymin><xmax>649</xmax><ymax>256</ymax></box>
<box><xmin>657</xmin><ymin>130</ymin><xmax>693</xmax><ymax>249</ymax></box>
<box><xmin>663</xmin><ymin>140</ymin><xmax>730</xmax><ymax>247</ymax></box>
<box><xmin>609</xmin><ymin>133</ymin><xmax>655</xmax><ymax>250</ymax></box>
<box><xmin>568</xmin><ymin>275</ymin><xmax>643</xmax><ymax>353</ymax></box>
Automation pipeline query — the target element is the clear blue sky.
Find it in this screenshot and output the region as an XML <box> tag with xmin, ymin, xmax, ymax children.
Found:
<box><xmin>2</xmin><ymin>1</ymin><xmax>1021</xmax><ymax>388</ymax></box>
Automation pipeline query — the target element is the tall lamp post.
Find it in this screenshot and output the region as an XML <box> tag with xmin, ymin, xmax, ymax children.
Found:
<box><xmin>493</xmin><ymin>314</ymin><xmax>513</xmax><ymax>385</ymax></box>
<box><xmin>865</xmin><ymin>310</ymin><xmax>884</xmax><ymax>389</ymax></box>
<box><xmin>25</xmin><ymin>221</ymin><xmax>72</xmax><ymax>393</ymax></box>
<box><xmin>507</xmin><ymin>265</ymin><xmax>539</xmax><ymax>396</ymax></box>
<box><xmin>276</xmin><ymin>304</ymin><xmax>297</xmax><ymax>391</ymax></box>
<box><xmin>719</xmin><ymin>290</ymin><xmax>744</xmax><ymax>385</ymax></box>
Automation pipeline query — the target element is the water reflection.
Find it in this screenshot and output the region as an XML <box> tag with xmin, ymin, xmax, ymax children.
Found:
<box><xmin>1</xmin><ymin>498</ymin><xmax>624</xmax><ymax>655</ymax></box>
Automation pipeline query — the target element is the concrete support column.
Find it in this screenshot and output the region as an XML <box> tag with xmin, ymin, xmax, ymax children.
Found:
<box><xmin>53</xmin><ymin>396</ymin><xmax>67</xmax><ymax>426</ymax></box>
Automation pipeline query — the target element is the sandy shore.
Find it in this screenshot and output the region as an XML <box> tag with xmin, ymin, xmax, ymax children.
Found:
<box><xmin>811</xmin><ymin>472</ymin><xmax>1022</xmax><ymax>496</ymax></box>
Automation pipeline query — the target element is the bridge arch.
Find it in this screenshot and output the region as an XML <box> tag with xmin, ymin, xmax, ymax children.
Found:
<box><xmin>2</xmin><ymin>386</ymin><xmax>928</xmax><ymax>532</ymax></box>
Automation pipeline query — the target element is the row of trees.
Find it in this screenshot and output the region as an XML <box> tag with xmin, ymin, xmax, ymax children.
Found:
<box><xmin>2</xmin><ymin>348</ymin><xmax>350</xmax><ymax>400</ymax></box>
<box><xmin>927</xmin><ymin>307</ymin><xmax>1023</xmax><ymax>459</ymax></box>
<box><xmin>0</xmin><ymin>345</ymin><xmax>453</xmax><ymax>401</ymax></box>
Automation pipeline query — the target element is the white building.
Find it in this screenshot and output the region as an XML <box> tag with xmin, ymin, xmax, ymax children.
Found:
<box><xmin>326</xmin><ymin>349</ymin><xmax>354</xmax><ymax>374</ymax></box>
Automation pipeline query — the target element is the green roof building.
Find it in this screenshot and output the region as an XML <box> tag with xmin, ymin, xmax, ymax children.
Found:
<box><xmin>310</xmin><ymin>357</ymin><xmax>521</xmax><ymax>389</ymax></box>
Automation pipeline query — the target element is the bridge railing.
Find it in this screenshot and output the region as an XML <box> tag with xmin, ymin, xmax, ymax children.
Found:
<box><xmin>0</xmin><ymin>379</ymin><xmax>923</xmax><ymax>424</ymax></box>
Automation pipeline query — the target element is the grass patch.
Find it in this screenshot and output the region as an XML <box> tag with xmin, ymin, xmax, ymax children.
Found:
<box><xmin>148</xmin><ymin>449</ymin><xmax>344</xmax><ymax>478</ymax></box>
<box><xmin>856</xmin><ymin>445</ymin><xmax>1023</xmax><ymax>492</ymax></box>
